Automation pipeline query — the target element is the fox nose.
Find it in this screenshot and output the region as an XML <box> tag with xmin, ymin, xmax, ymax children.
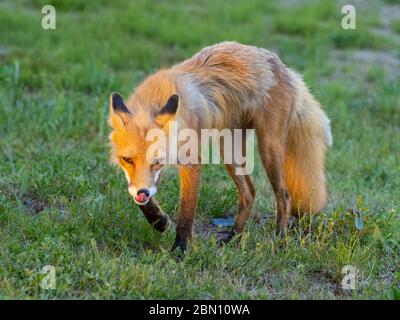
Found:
<box><xmin>137</xmin><ymin>189</ymin><xmax>150</xmax><ymax>197</ymax></box>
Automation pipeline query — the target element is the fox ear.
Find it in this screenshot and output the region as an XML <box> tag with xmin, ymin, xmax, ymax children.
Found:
<box><xmin>110</xmin><ymin>92</ymin><xmax>130</xmax><ymax>114</ymax></box>
<box><xmin>110</xmin><ymin>92</ymin><xmax>130</xmax><ymax>126</ymax></box>
<box><xmin>155</xmin><ymin>94</ymin><xmax>179</xmax><ymax>126</ymax></box>
<box><xmin>159</xmin><ymin>94</ymin><xmax>179</xmax><ymax>115</ymax></box>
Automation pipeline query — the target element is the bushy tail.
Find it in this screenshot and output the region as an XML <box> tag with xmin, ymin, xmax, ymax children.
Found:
<box><xmin>284</xmin><ymin>72</ymin><xmax>332</xmax><ymax>215</ymax></box>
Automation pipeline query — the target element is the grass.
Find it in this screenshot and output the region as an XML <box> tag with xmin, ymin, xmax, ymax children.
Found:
<box><xmin>392</xmin><ymin>19</ymin><xmax>400</xmax><ymax>34</ymax></box>
<box><xmin>0</xmin><ymin>0</ymin><xmax>399</xmax><ymax>299</ymax></box>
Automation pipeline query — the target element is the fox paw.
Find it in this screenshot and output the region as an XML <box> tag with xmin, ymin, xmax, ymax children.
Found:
<box><xmin>153</xmin><ymin>215</ymin><xmax>171</xmax><ymax>233</ymax></box>
<box><xmin>171</xmin><ymin>238</ymin><xmax>187</xmax><ymax>261</ymax></box>
<box><xmin>216</xmin><ymin>230</ymin><xmax>235</xmax><ymax>246</ymax></box>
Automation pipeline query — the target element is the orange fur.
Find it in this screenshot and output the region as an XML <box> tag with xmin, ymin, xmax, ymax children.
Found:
<box><xmin>109</xmin><ymin>42</ymin><xmax>332</xmax><ymax>249</ymax></box>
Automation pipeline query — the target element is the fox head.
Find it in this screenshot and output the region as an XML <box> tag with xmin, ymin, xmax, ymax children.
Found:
<box><xmin>108</xmin><ymin>91</ymin><xmax>179</xmax><ymax>205</ymax></box>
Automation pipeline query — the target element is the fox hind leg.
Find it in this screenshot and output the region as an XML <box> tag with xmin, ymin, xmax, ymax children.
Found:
<box><xmin>223</xmin><ymin>163</ymin><xmax>255</xmax><ymax>239</ymax></box>
<box><xmin>257</xmin><ymin>134</ymin><xmax>291</xmax><ymax>235</ymax></box>
<box><xmin>219</xmin><ymin>132</ymin><xmax>255</xmax><ymax>243</ymax></box>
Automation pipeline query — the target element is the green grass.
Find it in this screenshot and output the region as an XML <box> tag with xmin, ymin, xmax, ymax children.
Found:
<box><xmin>0</xmin><ymin>0</ymin><xmax>399</xmax><ymax>299</ymax></box>
<box><xmin>391</xmin><ymin>19</ymin><xmax>400</xmax><ymax>34</ymax></box>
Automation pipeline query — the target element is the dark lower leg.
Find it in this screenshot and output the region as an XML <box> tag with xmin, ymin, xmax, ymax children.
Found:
<box><xmin>138</xmin><ymin>198</ymin><xmax>170</xmax><ymax>232</ymax></box>
<box><xmin>224</xmin><ymin>164</ymin><xmax>255</xmax><ymax>238</ymax></box>
<box><xmin>273</xmin><ymin>187</ymin><xmax>291</xmax><ymax>234</ymax></box>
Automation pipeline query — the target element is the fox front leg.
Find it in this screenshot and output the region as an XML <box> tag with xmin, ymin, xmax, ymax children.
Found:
<box><xmin>171</xmin><ymin>164</ymin><xmax>201</xmax><ymax>253</ymax></box>
<box><xmin>139</xmin><ymin>198</ymin><xmax>171</xmax><ymax>232</ymax></box>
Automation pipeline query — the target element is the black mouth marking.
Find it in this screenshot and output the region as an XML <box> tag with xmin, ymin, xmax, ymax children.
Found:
<box><xmin>134</xmin><ymin>198</ymin><xmax>150</xmax><ymax>205</ymax></box>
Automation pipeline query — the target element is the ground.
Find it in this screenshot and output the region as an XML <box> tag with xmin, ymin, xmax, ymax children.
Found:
<box><xmin>0</xmin><ymin>0</ymin><xmax>399</xmax><ymax>299</ymax></box>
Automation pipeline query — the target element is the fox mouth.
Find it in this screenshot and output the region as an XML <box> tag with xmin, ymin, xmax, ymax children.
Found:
<box><xmin>134</xmin><ymin>197</ymin><xmax>150</xmax><ymax>205</ymax></box>
<box><xmin>129</xmin><ymin>186</ymin><xmax>157</xmax><ymax>206</ymax></box>
<box><xmin>134</xmin><ymin>192</ymin><xmax>150</xmax><ymax>205</ymax></box>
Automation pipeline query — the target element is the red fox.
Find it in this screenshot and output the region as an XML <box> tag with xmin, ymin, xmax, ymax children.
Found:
<box><xmin>108</xmin><ymin>42</ymin><xmax>332</xmax><ymax>252</ymax></box>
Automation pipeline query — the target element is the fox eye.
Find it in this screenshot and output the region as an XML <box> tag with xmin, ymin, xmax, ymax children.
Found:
<box><xmin>122</xmin><ymin>157</ymin><xmax>134</xmax><ymax>165</ymax></box>
<box><xmin>152</xmin><ymin>159</ymin><xmax>163</xmax><ymax>168</ymax></box>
